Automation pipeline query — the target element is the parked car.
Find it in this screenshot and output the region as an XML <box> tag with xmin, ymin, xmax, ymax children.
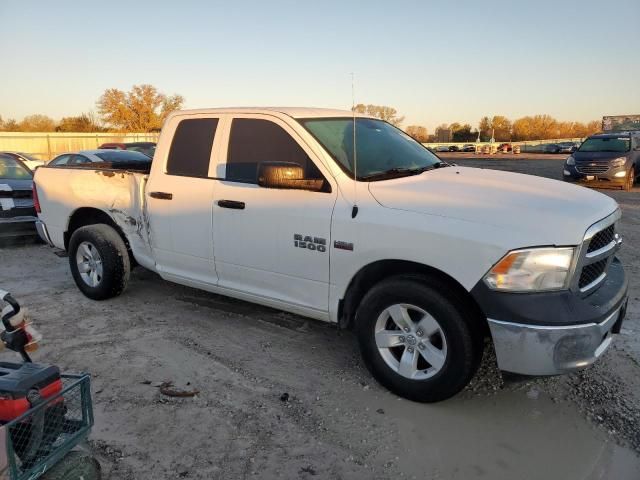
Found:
<box><xmin>34</xmin><ymin>107</ymin><xmax>627</xmax><ymax>403</ymax></box>
<box><xmin>97</xmin><ymin>142</ymin><xmax>156</xmax><ymax>158</ymax></box>
<box><xmin>0</xmin><ymin>153</ymin><xmax>37</xmax><ymax>238</ymax></box>
<box><xmin>0</xmin><ymin>151</ymin><xmax>46</xmax><ymax>171</ymax></box>
<box><xmin>49</xmin><ymin>150</ymin><xmax>152</xmax><ymax>171</ymax></box>
<box><xmin>557</xmin><ymin>142</ymin><xmax>580</xmax><ymax>154</ymax></box>
<box><xmin>434</xmin><ymin>145</ymin><xmax>449</xmax><ymax>152</ymax></box>
<box><xmin>563</xmin><ymin>131</ymin><xmax>639</xmax><ymax>191</ymax></box>
<box><xmin>448</xmin><ymin>145</ymin><xmax>460</xmax><ymax>152</ymax></box>
<box><xmin>541</xmin><ymin>143</ymin><xmax>561</xmax><ymax>154</ymax></box>
<box><xmin>462</xmin><ymin>144</ymin><xmax>476</xmax><ymax>152</ymax></box>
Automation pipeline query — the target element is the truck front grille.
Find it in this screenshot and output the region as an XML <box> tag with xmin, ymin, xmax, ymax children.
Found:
<box><xmin>587</xmin><ymin>225</ymin><xmax>615</xmax><ymax>253</ymax></box>
<box><xmin>579</xmin><ymin>259</ymin><xmax>607</xmax><ymax>289</ymax></box>
<box><xmin>574</xmin><ymin>213</ymin><xmax>620</xmax><ymax>294</ymax></box>
<box><xmin>576</xmin><ymin>163</ymin><xmax>609</xmax><ymax>175</ymax></box>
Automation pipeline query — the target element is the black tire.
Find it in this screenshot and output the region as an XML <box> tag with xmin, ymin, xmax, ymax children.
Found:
<box><xmin>355</xmin><ymin>275</ymin><xmax>483</xmax><ymax>402</ymax></box>
<box><xmin>624</xmin><ymin>167</ymin><xmax>635</xmax><ymax>192</ymax></box>
<box><xmin>68</xmin><ymin>224</ymin><xmax>130</xmax><ymax>300</ymax></box>
<box><xmin>41</xmin><ymin>450</ymin><xmax>102</xmax><ymax>480</ymax></box>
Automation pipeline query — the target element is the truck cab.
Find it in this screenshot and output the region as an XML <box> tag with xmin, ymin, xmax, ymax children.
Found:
<box><xmin>33</xmin><ymin>108</ymin><xmax>629</xmax><ymax>402</ymax></box>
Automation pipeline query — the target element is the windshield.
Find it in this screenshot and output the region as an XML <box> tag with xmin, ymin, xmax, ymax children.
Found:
<box><xmin>578</xmin><ymin>137</ymin><xmax>630</xmax><ymax>153</ymax></box>
<box><xmin>17</xmin><ymin>152</ymin><xmax>41</xmax><ymax>162</ymax></box>
<box><xmin>0</xmin><ymin>155</ymin><xmax>32</xmax><ymax>179</ymax></box>
<box><xmin>95</xmin><ymin>150</ymin><xmax>152</xmax><ymax>162</ymax></box>
<box><xmin>300</xmin><ymin>118</ymin><xmax>442</xmax><ymax>180</ymax></box>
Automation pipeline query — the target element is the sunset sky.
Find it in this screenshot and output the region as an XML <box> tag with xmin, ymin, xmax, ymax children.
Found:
<box><xmin>1</xmin><ymin>0</ymin><xmax>638</xmax><ymax>131</ymax></box>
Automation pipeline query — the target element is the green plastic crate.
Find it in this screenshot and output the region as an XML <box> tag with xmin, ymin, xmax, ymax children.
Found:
<box><xmin>2</xmin><ymin>374</ymin><xmax>93</xmax><ymax>480</ymax></box>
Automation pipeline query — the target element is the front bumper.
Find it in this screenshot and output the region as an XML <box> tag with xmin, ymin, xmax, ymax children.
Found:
<box><xmin>563</xmin><ymin>166</ymin><xmax>628</xmax><ymax>188</ymax></box>
<box><xmin>472</xmin><ymin>255</ymin><xmax>628</xmax><ymax>375</ymax></box>
<box><xmin>487</xmin><ymin>300</ymin><xmax>627</xmax><ymax>375</ymax></box>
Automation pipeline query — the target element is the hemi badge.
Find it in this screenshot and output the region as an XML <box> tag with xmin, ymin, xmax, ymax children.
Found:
<box><xmin>334</xmin><ymin>240</ymin><xmax>354</xmax><ymax>251</ymax></box>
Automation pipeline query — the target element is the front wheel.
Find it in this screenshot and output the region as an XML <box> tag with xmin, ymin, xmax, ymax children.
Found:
<box><xmin>624</xmin><ymin>167</ymin><xmax>635</xmax><ymax>191</ymax></box>
<box><xmin>68</xmin><ymin>224</ymin><xmax>130</xmax><ymax>300</ymax></box>
<box><xmin>355</xmin><ymin>276</ymin><xmax>483</xmax><ymax>402</ymax></box>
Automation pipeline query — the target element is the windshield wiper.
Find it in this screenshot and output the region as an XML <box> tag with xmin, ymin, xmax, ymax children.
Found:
<box><xmin>359</xmin><ymin>163</ymin><xmax>446</xmax><ymax>181</ymax></box>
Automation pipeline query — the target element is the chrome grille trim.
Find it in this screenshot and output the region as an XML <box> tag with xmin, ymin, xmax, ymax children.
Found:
<box><xmin>570</xmin><ymin>210</ymin><xmax>622</xmax><ymax>296</ymax></box>
<box><xmin>576</xmin><ymin>164</ymin><xmax>610</xmax><ymax>175</ymax></box>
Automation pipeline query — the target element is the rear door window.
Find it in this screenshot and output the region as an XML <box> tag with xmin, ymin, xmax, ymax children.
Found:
<box><xmin>166</xmin><ymin>118</ymin><xmax>219</xmax><ymax>177</ymax></box>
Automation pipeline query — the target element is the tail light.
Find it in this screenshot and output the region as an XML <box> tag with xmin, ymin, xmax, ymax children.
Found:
<box><xmin>32</xmin><ymin>182</ymin><xmax>41</xmax><ymax>213</ymax></box>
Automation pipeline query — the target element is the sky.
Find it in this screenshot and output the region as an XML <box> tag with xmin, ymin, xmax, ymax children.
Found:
<box><xmin>1</xmin><ymin>0</ymin><xmax>639</xmax><ymax>132</ymax></box>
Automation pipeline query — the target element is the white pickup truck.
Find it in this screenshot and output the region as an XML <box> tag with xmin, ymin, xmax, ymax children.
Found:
<box><xmin>33</xmin><ymin>108</ymin><xmax>628</xmax><ymax>402</ymax></box>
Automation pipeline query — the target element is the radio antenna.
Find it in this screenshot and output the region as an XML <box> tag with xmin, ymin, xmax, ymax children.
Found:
<box><xmin>351</xmin><ymin>72</ymin><xmax>359</xmax><ymax>219</ymax></box>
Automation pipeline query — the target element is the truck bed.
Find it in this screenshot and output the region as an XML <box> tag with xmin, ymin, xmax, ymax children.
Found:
<box><xmin>34</xmin><ymin>166</ymin><xmax>154</xmax><ymax>269</ymax></box>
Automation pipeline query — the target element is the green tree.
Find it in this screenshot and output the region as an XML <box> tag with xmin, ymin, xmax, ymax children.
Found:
<box><xmin>352</xmin><ymin>104</ymin><xmax>405</xmax><ymax>126</ymax></box>
<box><xmin>97</xmin><ymin>84</ymin><xmax>185</xmax><ymax>131</ymax></box>
<box><xmin>452</xmin><ymin>124</ymin><xmax>476</xmax><ymax>142</ymax></box>
<box><xmin>19</xmin><ymin>114</ymin><xmax>56</xmax><ymax>132</ymax></box>
<box><xmin>478</xmin><ymin>117</ymin><xmax>492</xmax><ymax>141</ymax></box>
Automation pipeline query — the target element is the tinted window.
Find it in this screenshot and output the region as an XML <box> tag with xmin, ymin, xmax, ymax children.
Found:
<box><xmin>50</xmin><ymin>154</ymin><xmax>71</xmax><ymax>166</ymax></box>
<box><xmin>0</xmin><ymin>155</ymin><xmax>32</xmax><ymax>179</ymax></box>
<box><xmin>71</xmin><ymin>155</ymin><xmax>91</xmax><ymax>164</ymax></box>
<box><xmin>578</xmin><ymin>137</ymin><xmax>630</xmax><ymax>153</ymax></box>
<box><xmin>94</xmin><ymin>151</ymin><xmax>151</xmax><ymax>163</ymax></box>
<box><xmin>167</xmin><ymin>118</ymin><xmax>218</xmax><ymax>177</ymax></box>
<box><xmin>226</xmin><ymin>118</ymin><xmax>323</xmax><ymax>184</ymax></box>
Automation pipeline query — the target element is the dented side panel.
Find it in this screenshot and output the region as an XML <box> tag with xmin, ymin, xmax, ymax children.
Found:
<box><xmin>34</xmin><ymin>167</ymin><xmax>155</xmax><ymax>270</ymax></box>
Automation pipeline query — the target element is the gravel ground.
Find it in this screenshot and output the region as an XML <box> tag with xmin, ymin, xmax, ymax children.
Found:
<box><xmin>1</xmin><ymin>155</ymin><xmax>639</xmax><ymax>479</ymax></box>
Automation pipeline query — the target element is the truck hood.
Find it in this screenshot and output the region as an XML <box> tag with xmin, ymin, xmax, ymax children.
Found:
<box><xmin>367</xmin><ymin>166</ymin><xmax>618</xmax><ymax>244</ymax></box>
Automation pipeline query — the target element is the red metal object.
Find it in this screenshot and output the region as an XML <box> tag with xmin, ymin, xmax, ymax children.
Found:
<box><xmin>32</xmin><ymin>182</ymin><xmax>41</xmax><ymax>214</ymax></box>
<box><xmin>0</xmin><ymin>378</ymin><xmax>62</xmax><ymax>422</ymax></box>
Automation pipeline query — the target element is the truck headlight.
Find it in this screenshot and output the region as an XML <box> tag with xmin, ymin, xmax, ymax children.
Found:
<box><xmin>611</xmin><ymin>157</ymin><xmax>627</xmax><ymax>168</ymax></box>
<box><xmin>484</xmin><ymin>247</ymin><xmax>575</xmax><ymax>292</ymax></box>
<box><xmin>566</xmin><ymin>155</ymin><xmax>575</xmax><ymax>166</ymax></box>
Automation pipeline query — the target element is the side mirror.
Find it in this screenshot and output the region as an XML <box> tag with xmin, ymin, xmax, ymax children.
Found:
<box><xmin>257</xmin><ymin>162</ymin><xmax>324</xmax><ymax>191</ymax></box>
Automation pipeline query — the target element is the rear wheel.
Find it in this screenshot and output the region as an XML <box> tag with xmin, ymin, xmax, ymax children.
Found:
<box><xmin>68</xmin><ymin>224</ymin><xmax>130</xmax><ymax>300</ymax></box>
<box><xmin>355</xmin><ymin>275</ymin><xmax>483</xmax><ymax>402</ymax></box>
<box><xmin>624</xmin><ymin>167</ymin><xmax>635</xmax><ymax>191</ymax></box>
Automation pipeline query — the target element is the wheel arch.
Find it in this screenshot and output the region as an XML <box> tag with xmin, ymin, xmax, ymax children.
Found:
<box><xmin>64</xmin><ymin>207</ymin><xmax>132</xmax><ymax>256</ymax></box>
<box><xmin>338</xmin><ymin>259</ymin><xmax>488</xmax><ymax>334</ymax></box>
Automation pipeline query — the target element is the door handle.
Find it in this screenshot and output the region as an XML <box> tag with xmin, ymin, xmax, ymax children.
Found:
<box><xmin>149</xmin><ymin>191</ymin><xmax>173</xmax><ymax>200</ymax></box>
<box><xmin>217</xmin><ymin>199</ymin><xmax>245</xmax><ymax>210</ymax></box>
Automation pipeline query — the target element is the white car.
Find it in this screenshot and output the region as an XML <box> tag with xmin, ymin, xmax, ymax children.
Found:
<box><xmin>434</xmin><ymin>145</ymin><xmax>450</xmax><ymax>152</ymax></box>
<box><xmin>33</xmin><ymin>108</ymin><xmax>628</xmax><ymax>402</ymax></box>
<box><xmin>0</xmin><ymin>151</ymin><xmax>46</xmax><ymax>171</ymax></box>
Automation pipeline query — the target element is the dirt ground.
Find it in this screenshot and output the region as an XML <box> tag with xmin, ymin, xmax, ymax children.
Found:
<box><xmin>1</xmin><ymin>156</ymin><xmax>639</xmax><ymax>479</ymax></box>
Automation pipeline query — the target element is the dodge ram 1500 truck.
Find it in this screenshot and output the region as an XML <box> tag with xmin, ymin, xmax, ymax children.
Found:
<box><xmin>33</xmin><ymin>108</ymin><xmax>629</xmax><ymax>402</ymax></box>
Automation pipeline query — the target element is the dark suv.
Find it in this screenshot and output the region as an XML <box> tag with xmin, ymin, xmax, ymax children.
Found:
<box><xmin>563</xmin><ymin>131</ymin><xmax>639</xmax><ymax>191</ymax></box>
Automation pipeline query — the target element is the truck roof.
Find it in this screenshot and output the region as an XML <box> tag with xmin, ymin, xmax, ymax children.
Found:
<box><xmin>169</xmin><ymin>107</ymin><xmax>374</xmax><ymax>119</ymax></box>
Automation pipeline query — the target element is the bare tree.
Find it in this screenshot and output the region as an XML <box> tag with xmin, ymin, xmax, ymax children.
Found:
<box><xmin>405</xmin><ymin>125</ymin><xmax>429</xmax><ymax>142</ymax></box>
<box><xmin>18</xmin><ymin>114</ymin><xmax>57</xmax><ymax>132</ymax></box>
<box><xmin>352</xmin><ymin>104</ymin><xmax>405</xmax><ymax>126</ymax></box>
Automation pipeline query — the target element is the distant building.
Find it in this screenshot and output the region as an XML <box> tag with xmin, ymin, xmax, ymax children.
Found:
<box><xmin>602</xmin><ymin>115</ymin><xmax>640</xmax><ymax>132</ymax></box>
<box><xmin>436</xmin><ymin>128</ymin><xmax>452</xmax><ymax>142</ymax></box>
